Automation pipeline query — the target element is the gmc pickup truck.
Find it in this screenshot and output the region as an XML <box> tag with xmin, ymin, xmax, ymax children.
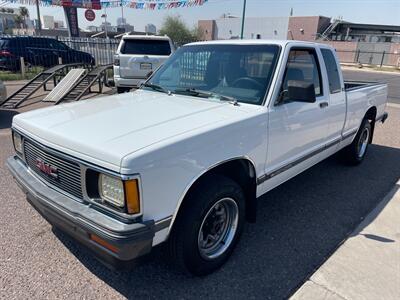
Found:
<box><xmin>7</xmin><ymin>40</ymin><xmax>388</xmax><ymax>276</ymax></box>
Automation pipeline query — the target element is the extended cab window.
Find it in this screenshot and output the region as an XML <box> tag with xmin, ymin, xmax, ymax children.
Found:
<box><xmin>121</xmin><ymin>39</ymin><xmax>171</xmax><ymax>55</ymax></box>
<box><xmin>282</xmin><ymin>48</ymin><xmax>323</xmax><ymax>99</ymax></box>
<box><xmin>321</xmin><ymin>48</ymin><xmax>342</xmax><ymax>94</ymax></box>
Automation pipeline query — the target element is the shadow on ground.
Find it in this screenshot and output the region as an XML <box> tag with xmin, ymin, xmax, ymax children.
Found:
<box><xmin>54</xmin><ymin>144</ymin><xmax>400</xmax><ymax>299</ymax></box>
<box><xmin>0</xmin><ymin>109</ymin><xmax>18</xmax><ymax>129</ymax></box>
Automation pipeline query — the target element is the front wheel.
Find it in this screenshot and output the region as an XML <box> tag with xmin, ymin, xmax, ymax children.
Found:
<box><xmin>342</xmin><ymin>118</ymin><xmax>372</xmax><ymax>165</ymax></box>
<box><xmin>168</xmin><ymin>175</ymin><xmax>245</xmax><ymax>276</ymax></box>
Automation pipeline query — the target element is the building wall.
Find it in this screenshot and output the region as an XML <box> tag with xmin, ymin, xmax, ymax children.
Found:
<box><xmin>389</xmin><ymin>43</ymin><xmax>400</xmax><ymax>66</ymax></box>
<box><xmin>41</xmin><ymin>15</ymin><xmax>55</xmax><ymax>30</ymax></box>
<box><xmin>288</xmin><ymin>16</ymin><xmax>330</xmax><ymax>41</ymax></box>
<box><xmin>214</xmin><ymin>17</ymin><xmax>289</xmax><ymax>40</ymax></box>
<box><xmin>198</xmin><ymin>20</ymin><xmax>215</xmax><ymax>40</ymax></box>
<box><xmin>323</xmin><ymin>41</ymin><xmax>358</xmax><ymax>63</ymax></box>
<box><xmin>145</xmin><ymin>23</ymin><xmax>157</xmax><ymax>34</ymax></box>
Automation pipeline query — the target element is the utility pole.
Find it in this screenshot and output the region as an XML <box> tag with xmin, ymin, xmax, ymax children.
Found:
<box><xmin>240</xmin><ymin>0</ymin><xmax>247</xmax><ymax>39</ymax></box>
<box><xmin>121</xmin><ymin>0</ymin><xmax>125</xmax><ymax>25</ymax></box>
<box><xmin>103</xmin><ymin>7</ymin><xmax>108</xmax><ymax>39</ymax></box>
<box><xmin>35</xmin><ymin>0</ymin><xmax>42</xmax><ymax>35</ymax></box>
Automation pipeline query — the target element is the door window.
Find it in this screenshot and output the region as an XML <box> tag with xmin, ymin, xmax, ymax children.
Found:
<box><xmin>282</xmin><ymin>48</ymin><xmax>323</xmax><ymax>99</ymax></box>
<box><xmin>321</xmin><ymin>48</ymin><xmax>342</xmax><ymax>94</ymax></box>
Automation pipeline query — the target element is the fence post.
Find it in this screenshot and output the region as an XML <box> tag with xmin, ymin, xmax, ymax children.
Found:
<box><xmin>20</xmin><ymin>57</ymin><xmax>25</xmax><ymax>79</ymax></box>
<box><xmin>380</xmin><ymin>51</ymin><xmax>386</xmax><ymax>68</ymax></box>
<box><xmin>355</xmin><ymin>49</ymin><xmax>360</xmax><ymax>63</ymax></box>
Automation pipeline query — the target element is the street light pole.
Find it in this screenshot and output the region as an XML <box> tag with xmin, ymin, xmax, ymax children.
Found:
<box><xmin>35</xmin><ymin>0</ymin><xmax>42</xmax><ymax>35</ymax></box>
<box><xmin>240</xmin><ymin>0</ymin><xmax>247</xmax><ymax>39</ymax></box>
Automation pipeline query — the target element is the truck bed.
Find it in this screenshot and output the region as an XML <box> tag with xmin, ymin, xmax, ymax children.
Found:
<box><xmin>343</xmin><ymin>81</ymin><xmax>388</xmax><ymax>135</ymax></box>
<box><xmin>344</xmin><ymin>81</ymin><xmax>382</xmax><ymax>91</ymax></box>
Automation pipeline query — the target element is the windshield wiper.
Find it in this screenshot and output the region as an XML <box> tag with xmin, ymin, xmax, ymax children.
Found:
<box><xmin>142</xmin><ymin>82</ymin><xmax>172</xmax><ymax>95</ymax></box>
<box><xmin>174</xmin><ymin>88</ymin><xmax>239</xmax><ymax>105</ymax></box>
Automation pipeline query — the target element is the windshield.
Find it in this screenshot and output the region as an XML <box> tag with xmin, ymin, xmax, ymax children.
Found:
<box><xmin>146</xmin><ymin>44</ymin><xmax>280</xmax><ymax>105</ymax></box>
<box><xmin>121</xmin><ymin>39</ymin><xmax>171</xmax><ymax>55</ymax></box>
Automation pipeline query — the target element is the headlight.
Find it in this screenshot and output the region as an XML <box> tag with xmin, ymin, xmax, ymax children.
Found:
<box><xmin>97</xmin><ymin>173</ymin><xmax>141</xmax><ymax>214</ymax></box>
<box><xmin>99</xmin><ymin>174</ymin><xmax>125</xmax><ymax>208</ymax></box>
<box><xmin>13</xmin><ymin>132</ymin><xmax>23</xmax><ymax>154</ymax></box>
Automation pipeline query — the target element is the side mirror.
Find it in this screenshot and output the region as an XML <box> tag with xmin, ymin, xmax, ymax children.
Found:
<box><xmin>287</xmin><ymin>80</ymin><xmax>316</xmax><ymax>103</ymax></box>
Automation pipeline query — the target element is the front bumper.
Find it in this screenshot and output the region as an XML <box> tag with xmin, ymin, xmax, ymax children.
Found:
<box><xmin>7</xmin><ymin>156</ymin><xmax>155</xmax><ymax>269</ymax></box>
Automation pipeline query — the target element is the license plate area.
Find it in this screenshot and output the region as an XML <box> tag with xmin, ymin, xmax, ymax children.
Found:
<box><xmin>140</xmin><ymin>63</ymin><xmax>152</xmax><ymax>70</ymax></box>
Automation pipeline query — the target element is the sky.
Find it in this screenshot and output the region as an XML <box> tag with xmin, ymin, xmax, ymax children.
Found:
<box><xmin>7</xmin><ymin>0</ymin><xmax>400</xmax><ymax>32</ymax></box>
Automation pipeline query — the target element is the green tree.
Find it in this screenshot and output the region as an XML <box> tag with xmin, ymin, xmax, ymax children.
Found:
<box><xmin>19</xmin><ymin>6</ymin><xmax>29</xmax><ymax>29</ymax></box>
<box><xmin>14</xmin><ymin>15</ymin><xmax>23</xmax><ymax>29</ymax></box>
<box><xmin>159</xmin><ymin>15</ymin><xmax>203</xmax><ymax>46</ymax></box>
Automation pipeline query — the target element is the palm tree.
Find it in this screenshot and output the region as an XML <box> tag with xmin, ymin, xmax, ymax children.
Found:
<box><xmin>19</xmin><ymin>6</ymin><xmax>29</xmax><ymax>29</ymax></box>
<box><xmin>14</xmin><ymin>15</ymin><xmax>23</xmax><ymax>29</ymax></box>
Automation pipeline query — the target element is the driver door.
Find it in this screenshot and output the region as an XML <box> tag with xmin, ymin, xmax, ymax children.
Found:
<box><xmin>264</xmin><ymin>47</ymin><xmax>329</xmax><ymax>186</ymax></box>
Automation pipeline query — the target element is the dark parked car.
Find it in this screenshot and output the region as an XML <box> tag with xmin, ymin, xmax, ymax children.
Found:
<box><xmin>0</xmin><ymin>37</ymin><xmax>95</xmax><ymax>71</ymax></box>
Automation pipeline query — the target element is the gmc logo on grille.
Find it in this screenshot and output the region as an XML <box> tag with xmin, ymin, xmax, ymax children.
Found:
<box><xmin>35</xmin><ymin>158</ymin><xmax>58</xmax><ymax>179</ymax></box>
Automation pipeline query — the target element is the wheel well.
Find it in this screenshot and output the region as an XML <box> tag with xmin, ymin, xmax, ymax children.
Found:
<box><xmin>173</xmin><ymin>159</ymin><xmax>258</xmax><ymax>228</ymax></box>
<box><xmin>365</xmin><ymin>106</ymin><xmax>377</xmax><ymax>143</ymax></box>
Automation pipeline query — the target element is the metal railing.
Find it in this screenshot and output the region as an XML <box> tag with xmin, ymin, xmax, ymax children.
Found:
<box><xmin>0</xmin><ymin>35</ymin><xmax>120</xmax><ymax>74</ymax></box>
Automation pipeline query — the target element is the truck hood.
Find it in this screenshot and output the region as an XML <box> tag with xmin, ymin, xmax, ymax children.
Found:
<box><xmin>13</xmin><ymin>89</ymin><xmax>255</xmax><ymax>169</ymax></box>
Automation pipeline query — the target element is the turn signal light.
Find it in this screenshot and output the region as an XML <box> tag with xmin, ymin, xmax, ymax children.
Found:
<box><xmin>124</xmin><ymin>179</ymin><xmax>141</xmax><ymax>214</ymax></box>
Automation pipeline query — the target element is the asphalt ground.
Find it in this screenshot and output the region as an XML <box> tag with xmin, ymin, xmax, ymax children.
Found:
<box><xmin>0</xmin><ymin>70</ymin><xmax>399</xmax><ymax>299</ymax></box>
<box><xmin>343</xmin><ymin>68</ymin><xmax>400</xmax><ymax>104</ymax></box>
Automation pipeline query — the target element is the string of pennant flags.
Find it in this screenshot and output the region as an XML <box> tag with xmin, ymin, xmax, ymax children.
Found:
<box><xmin>7</xmin><ymin>0</ymin><xmax>208</xmax><ymax>10</ymax></box>
<box><xmin>101</xmin><ymin>0</ymin><xmax>208</xmax><ymax>9</ymax></box>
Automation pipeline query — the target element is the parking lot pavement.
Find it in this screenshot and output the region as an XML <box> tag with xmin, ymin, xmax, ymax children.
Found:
<box><xmin>343</xmin><ymin>69</ymin><xmax>400</xmax><ymax>105</ymax></box>
<box><xmin>291</xmin><ymin>181</ymin><xmax>400</xmax><ymax>300</ymax></box>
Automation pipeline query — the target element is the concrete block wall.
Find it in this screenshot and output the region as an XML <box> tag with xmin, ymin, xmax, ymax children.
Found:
<box><xmin>323</xmin><ymin>41</ymin><xmax>358</xmax><ymax>63</ymax></box>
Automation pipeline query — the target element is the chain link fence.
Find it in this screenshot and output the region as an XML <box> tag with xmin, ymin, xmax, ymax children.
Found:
<box><xmin>336</xmin><ymin>50</ymin><xmax>400</xmax><ymax>67</ymax></box>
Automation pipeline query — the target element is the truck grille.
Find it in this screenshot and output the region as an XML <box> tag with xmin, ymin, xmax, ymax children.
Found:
<box><xmin>24</xmin><ymin>139</ymin><xmax>83</xmax><ymax>199</ymax></box>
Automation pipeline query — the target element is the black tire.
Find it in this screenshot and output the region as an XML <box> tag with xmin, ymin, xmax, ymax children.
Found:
<box><xmin>168</xmin><ymin>174</ymin><xmax>245</xmax><ymax>276</ymax></box>
<box><xmin>117</xmin><ymin>87</ymin><xmax>131</xmax><ymax>94</ymax></box>
<box><xmin>342</xmin><ymin>118</ymin><xmax>372</xmax><ymax>165</ymax></box>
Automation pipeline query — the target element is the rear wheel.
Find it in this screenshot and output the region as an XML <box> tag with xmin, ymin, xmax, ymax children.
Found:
<box><xmin>168</xmin><ymin>175</ymin><xmax>245</xmax><ymax>276</ymax></box>
<box><xmin>342</xmin><ymin>118</ymin><xmax>372</xmax><ymax>165</ymax></box>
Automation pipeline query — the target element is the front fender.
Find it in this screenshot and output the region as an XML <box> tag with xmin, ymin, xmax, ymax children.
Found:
<box><xmin>120</xmin><ymin>112</ymin><xmax>268</xmax><ymax>243</ymax></box>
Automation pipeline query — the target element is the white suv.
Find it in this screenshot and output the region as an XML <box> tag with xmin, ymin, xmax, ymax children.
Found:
<box><xmin>113</xmin><ymin>35</ymin><xmax>174</xmax><ymax>93</ymax></box>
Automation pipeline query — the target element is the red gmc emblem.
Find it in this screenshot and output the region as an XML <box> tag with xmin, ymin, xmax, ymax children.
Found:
<box><xmin>35</xmin><ymin>158</ymin><xmax>58</xmax><ymax>179</ymax></box>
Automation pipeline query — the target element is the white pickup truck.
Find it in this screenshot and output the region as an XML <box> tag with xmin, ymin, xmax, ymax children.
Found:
<box><xmin>8</xmin><ymin>40</ymin><xmax>388</xmax><ymax>276</ymax></box>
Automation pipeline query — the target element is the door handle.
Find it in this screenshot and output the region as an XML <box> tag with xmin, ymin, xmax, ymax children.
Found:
<box><xmin>319</xmin><ymin>101</ymin><xmax>329</xmax><ymax>109</ymax></box>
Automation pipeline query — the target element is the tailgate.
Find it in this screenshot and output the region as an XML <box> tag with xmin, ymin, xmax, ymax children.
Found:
<box><xmin>118</xmin><ymin>38</ymin><xmax>172</xmax><ymax>79</ymax></box>
<box><xmin>119</xmin><ymin>55</ymin><xmax>167</xmax><ymax>79</ymax></box>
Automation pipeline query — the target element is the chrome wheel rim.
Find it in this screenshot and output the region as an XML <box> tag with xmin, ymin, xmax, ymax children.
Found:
<box><xmin>197</xmin><ymin>198</ymin><xmax>239</xmax><ymax>260</ymax></box>
<box><xmin>357</xmin><ymin>126</ymin><xmax>370</xmax><ymax>158</ymax></box>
